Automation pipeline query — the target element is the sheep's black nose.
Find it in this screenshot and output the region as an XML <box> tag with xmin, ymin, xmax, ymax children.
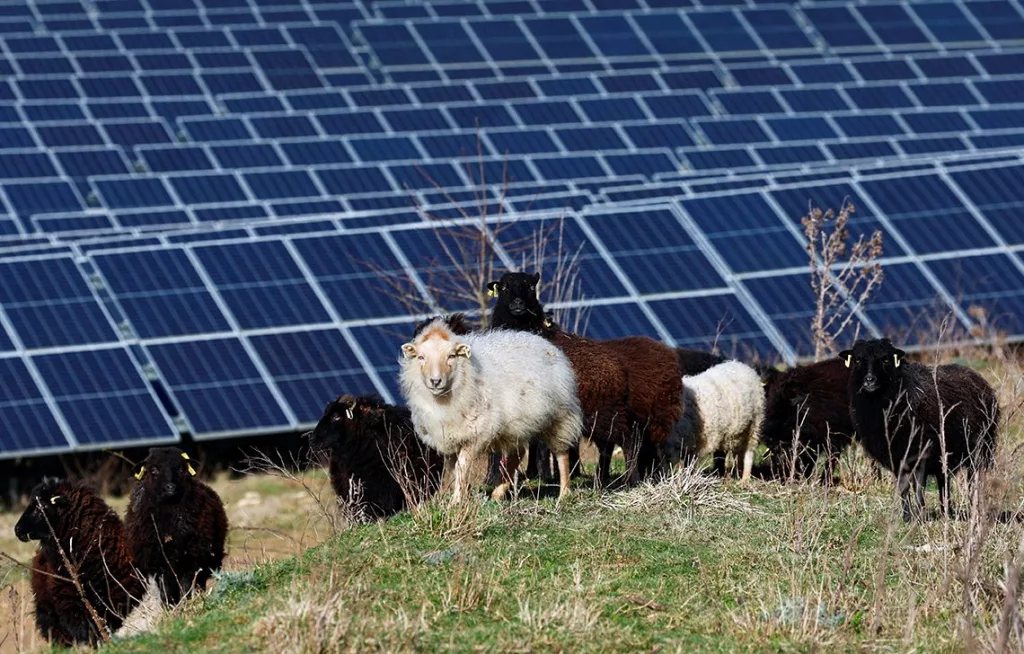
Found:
<box><xmin>163</xmin><ymin>483</ymin><xmax>178</xmax><ymax>496</ymax></box>
<box><xmin>863</xmin><ymin>373</ymin><xmax>877</xmax><ymax>384</ymax></box>
<box><xmin>509</xmin><ymin>298</ymin><xmax>526</xmax><ymax>314</ymax></box>
<box><xmin>14</xmin><ymin>524</ymin><xmax>28</xmax><ymax>542</ymax></box>
<box><xmin>429</xmin><ymin>377</ymin><xmax>443</xmax><ymax>388</ymax></box>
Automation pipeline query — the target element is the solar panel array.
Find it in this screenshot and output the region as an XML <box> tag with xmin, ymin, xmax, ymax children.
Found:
<box><xmin>4</xmin><ymin>0</ymin><xmax>1024</xmax><ymax>459</ymax></box>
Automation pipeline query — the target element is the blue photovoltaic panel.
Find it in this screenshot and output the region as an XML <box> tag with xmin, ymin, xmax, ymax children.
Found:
<box><xmin>860</xmin><ymin>175</ymin><xmax>997</xmax><ymax>253</ymax></box>
<box><xmin>927</xmin><ymin>254</ymin><xmax>1024</xmax><ymax>334</ymax></box>
<box><xmin>584</xmin><ymin>208</ymin><xmax>725</xmax><ymax>293</ymax></box>
<box><xmin>347</xmin><ymin>322</ymin><xmax>411</xmax><ymax>402</ymax></box>
<box><xmin>31</xmin><ymin>347</ymin><xmax>177</xmax><ymax>446</ymax></box>
<box><xmin>575</xmin><ymin>302</ymin><xmax>660</xmax><ymax>341</ymax></box>
<box><xmin>950</xmin><ymin>165</ymin><xmax>1024</xmax><ymax>245</ymax></box>
<box><xmin>291</xmin><ymin>232</ymin><xmax>425</xmax><ymax>320</ymax></box>
<box><xmin>192</xmin><ymin>240</ymin><xmax>331</xmax><ymax>329</ymax></box>
<box><xmin>146</xmin><ymin>338</ymin><xmax>291</xmax><ymax>435</ymax></box>
<box><xmin>0</xmin><ymin>257</ymin><xmax>119</xmax><ymax>348</ymax></box>
<box><xmin>92</xmin><ymin>248</ymin><xmax>231</xmax><ymax>338</ymax></box>
<box><xmin>249</xmin><ymin>329</ymin><xmax>377</xmax><ymax>423</ymax></box>
<box><xmin>0</xmin><ymin>357</ymin><xmax>71</xmax><ymax>455</ymax></box>
<box><xmin>681</xmin><ymin>193</ymin><xmax>807</xmax><ymax>273</ymax></box>
<box><xmin>649</xmin><ymin>293</ymin><xmax>778</xmax><ymax>358</ymax></box>
<box><xmin>861</xmin><ymin>262</ymin><xmax>954</xmax><ymax>343</ymax></box>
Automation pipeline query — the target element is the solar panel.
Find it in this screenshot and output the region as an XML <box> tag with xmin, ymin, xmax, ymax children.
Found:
<box><xmin>145</xmin><ymin>337</ymin><xmax>291</xmax><ymax>436</ymax></box>
<box><xmin>0</xmin><ymin>357</ymin><xmax>72</xmax><ymax>456</ymax></box>
<box><xmin>0</xmin><ymin>256</ymin><xmax>118</xmax><ymax>348</ymax></box>
<box><xmin>192</xmin><ymin>240</ymin><xmax>331</xmax><ymax>328</ymax></box>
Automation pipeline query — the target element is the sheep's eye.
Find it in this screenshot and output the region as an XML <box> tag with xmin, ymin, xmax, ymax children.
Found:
<box><xmin>447</xmin><ymin>352</ymin><xmax>456</xmax><ymax>359</ymax></box>
<box><xmin>151</xmin><ymin>468</ymin><xmax>160</xmax><ymax>477</ymax></box>
<box><xmin>417</xmin><ymin>355</ymin><xmax>425</xmax><ymax>361</ymax></box>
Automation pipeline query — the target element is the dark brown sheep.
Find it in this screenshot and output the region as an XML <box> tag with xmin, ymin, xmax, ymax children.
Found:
<box><xmin>125</xmin><ymin>447</ymin><xmax>228</xmax><ymax>606</ymax></box>
<box><xmin>306</xmin><ymin>394</ymin><xmax>443</xmax><ymax>519</ymax></box>
<box><xmin>758</xmin><ymin>359</ymin><xmax>855</xmax><ymax>484</ymax></box>
<box><xmin>14</xmin><ymin>478</ymin><xmax>144</xmax><ymax>647</ymax></box>
<box><xmin>840</xmin><ymin>339</ymin><xmax>999</xmax><ymax>521</ymax></box>
<box><xmin>487</xmin><ymin>272</ymin><xmax>682</xmax><ymax>487</ymax></box>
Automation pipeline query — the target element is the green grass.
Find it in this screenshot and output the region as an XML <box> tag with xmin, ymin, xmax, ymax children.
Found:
<box><xmin>92</xmin><ymin>465</ymin><xmax>1023</xmax><ymax>654</ymax></box>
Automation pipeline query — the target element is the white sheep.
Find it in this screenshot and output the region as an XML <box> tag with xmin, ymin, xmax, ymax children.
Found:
<box><xmin>399</xmin><ymin>318</ymin><xmax>582</xmax><ymax>502</ymax></box>
<box><xmin>663</xmin><ymin>360</ymin><xmax>765</xmax><ymax>480</ymax></box>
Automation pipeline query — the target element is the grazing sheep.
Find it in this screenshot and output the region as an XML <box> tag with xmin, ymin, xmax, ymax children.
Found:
<box><xmin>662</xmin><ymin>361</ymin><xmax>765</xmax><ymax>480</ymax></box>
<box><xmin>487</xmin><ymin>272</ymin><xmax>682</xmax><ymax>487</ymax></box>
<box><xmin>399</xmin><ymin>318</ymin><xmax>582</xmax><ymax>501</ymax></box>
<box><xmin>306</xmin><ymin>394</ymin><xmax>443</xmax><ymax>519</ymax></box>
<box><xmin>839</xmin><ymin>339</ymin><xmax>999</xmax><ymax>521</ymax></box>
<box><xmin>758</xmin><ymin>359</ymin><xmax>854</xmax><ymax>484</ymax></box>
<box><xmin>125</xmin><ymin>447</ymin><xmax>228</xmax><ymax>606</ymax></box>
<box><xmin>14</xmin><ymin>478</ymin><xmax>144</xmax><ymax>647</ymax></box>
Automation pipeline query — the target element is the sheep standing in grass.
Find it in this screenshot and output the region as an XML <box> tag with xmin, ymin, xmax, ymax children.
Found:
<box><xmin>399</xmin><ymin>318</ymin><xmax>582</xmax><ymax>501</ymax></box>
<box><xmin>662</xmin><ymin>361</ymin><xmax>765</xmax><ymax>480</ymax></box>
<box><xmin>306</xmin><ymin>394</ymin><xmax>443</xmax><ymax>520</ymax></box>
<box><xmin>839</xmin><ymin>339</ymin><xmax>999</xmax><ymax>521</ymax></box>
<box><xmin>758</xmin><ymin>359</ymin><xmax>854</xmax><ymax>484</ymax></box>
<box><xmin>125</xmin><ymin>447</ymin><xmax>228</xmax><ymax>606</ymax></box>
<box><xmin>487</xmin><ymin>271</ymin><xmax>681</xmax><ymax>487</ymax></box>
<box><xmin>15</xmin><ymin>477</ymin><xmax>144</xmax><ymax>647</ymax></box>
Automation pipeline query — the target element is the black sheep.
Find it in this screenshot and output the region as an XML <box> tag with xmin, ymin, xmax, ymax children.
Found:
<box><xmin>487</xmin><ymin>271</ymin><xmax>682</xmax><ymax>487</ymax></box>
<box><xmin>15</xmin><ymin>478</ymin><xmax>144</xmax><ymax>647</ymax></box>
<box><xmin>758</xmin><ymin>359</ymin><xmax>855</xmax><ymax>484</ymax></box>
<box><xmin>306</xmin><ymin>394</ymin><xmax>443</xmax><ymax>519</ymax></box>
<box><xmin>125</xmin><ymin>447</ymin><xmax>228</xmax><ymax>606</ymax></box>
<box><xmin>839</xmin><ymin>339</ymin><xmax>999</xmax><ymax>521</ymax></box>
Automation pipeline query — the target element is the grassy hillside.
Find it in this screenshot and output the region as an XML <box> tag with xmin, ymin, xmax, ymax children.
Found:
<box><xmin>3</xmin><ymin>355</ymin><xmax>1024</xmax><ymax>653</ymax></box>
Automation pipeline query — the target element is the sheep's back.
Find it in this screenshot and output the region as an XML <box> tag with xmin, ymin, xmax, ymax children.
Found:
<box><xmin>685</xmin><ymin>361</ymin><xmax>763</xmax><ymax>452</ymax></box>
<box><xmin>602</xmin><ymin>336</ymin><xmax>682</xmax><ymax>444</ymax></box>
<box><xmin>763</xmin><ymin>359</ymin><xmax>853</xmax><ymax>449</ymax></box>
<box><xmin>552</xmin><ymin>332</ymin><xmax>630</xmax><ymax>443</ymax></box>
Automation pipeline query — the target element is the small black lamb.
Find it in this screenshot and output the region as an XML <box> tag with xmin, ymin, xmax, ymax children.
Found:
<box><xmin>125</xmin><ymin>447</ymin><xmax>229</xmax><ymax>606</ymax></box>
<box><xmin>839</xmin><ymin>339</ymin><xmax>999</xmax><ymax>521</ymax></box>
<box><xmin>758</xmin><ymin>359</ymin><xmax>854</xmax><ymax>484</ymax></box>
<box><xmin>15</xmin><ymin>477</ymin><xmax>144</xmax><ymax>647</ymax></box>
<box><xmin>307</xmin><ymin>394</ymin><xmax>443</xmax><ymax>519</ymax></box>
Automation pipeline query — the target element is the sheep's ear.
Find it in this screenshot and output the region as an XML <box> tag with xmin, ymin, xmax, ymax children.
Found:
<box><xmin>893</xmin><ymin>351</ymin><xmax>906</xmax><ymax>368</ymax></box>
<box><xmin>486</xmin><ymin>281</ymin><xmax>500</xmax><ymax>298</ymax></box>
<box><xmin>181</xmin><ymin>452</ymin><xmax>197</xmax><ymax>476</ymax></box>
<box><xmin>530</xmin><ymin>272</ymin><xmax>540</xmax><ymax>285</ymax></box>
<box><xmin>133</xmin><ymin>464</ymin><xmax>145</xmax><ymax>480</ymax></box>
<box><xmin>401</xmin><ymin>343</ymin><xmax>418</xmax><ymax>359</ymax></box>
<box><xmin>48</xmin><ymin>495</ymin><xmax>66</xmax><ymax>507</ymax></box>
<box><xmin>455</xmin><ymin>343</ymin><xmax>471</xmax><ymax>359</ymax></box>
<box><xmin>838</xmin><ymin>350</ymin><xmax>853</xmax><ymax>367</ymax></box>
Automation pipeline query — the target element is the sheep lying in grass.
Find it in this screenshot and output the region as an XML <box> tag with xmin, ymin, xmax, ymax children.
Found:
<box><xmin>399</xmin><ymin>317</ymin><xmax>582</xmax><ymax>501</ymax></box>
<box><xmin>662</xmin><ymin>360</ymin><xmax>765</xmax><ymax>480</ymax></box>
<box><xmin>839</xmin><ymin>338</ymin><xmax>999</xmax><ymax>521</ymax></box>
<box><xmin>125</xmin><ymin>447</ymin><xmax>228</xmax><ymax>606</ymax></box>
<box><xmin>306</xmin><ymin>394</ymin><xmax>443</xmax><ymax>520</ymax></box>
<box><xmin>15</xmin><ymin>478</ymin><xmax>144</xmax><ymax>647</ymax></box>
<box><xmin>487</xmin><ymin>271</ymin><xmax>681</xmax><ymax>487</ymax></box>
<box><xmin>758</xmin><ymin>359</ymin><xmax>854</xmax><ymax>484</ymax></box>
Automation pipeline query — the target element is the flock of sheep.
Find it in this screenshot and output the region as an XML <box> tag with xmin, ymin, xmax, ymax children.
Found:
<box><xmin>10</xmin><ymin>270</ymin><xmax>1003</xmax><ymax>647</ymax></box>
<box><xmin>312</xmin><ymin>271</ymin><xmax>1001</xmax><ymax>526</ymax></box>
<box><xmin>14</xmin><ymin>447</ymin><xmax>228</xmax><ymax>647</ymax></box>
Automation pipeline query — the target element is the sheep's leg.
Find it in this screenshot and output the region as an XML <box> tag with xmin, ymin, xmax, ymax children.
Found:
<box><xmin>555</xmin><ymin>450</ymin><xmax>571</xmax><ymax>500</ymax></box>
<box><xmin>741</xmin><ymin>447</ymin><xmax>755</xmax><ymax>482</ymax></box>
<box><xmin>491</xmin><ymin>448</ymin><xmax>523</xmax><ymax>501</ymax></box>
<box><xmin>483</xmin><ymin>451</ymin><xmax>503</xmax><ymax>487</ymax></box>
<box><xmin>441</xmin><ymin>453</ymin><xmax>458</xmax><ymax>495</ymax></box>
<box><xmin>936</xmin><ymin>470</ymin><xmax>950</xmax><ymax>519</ymax></box>
<box><xmin>712</xmin><ymin>450</ymin><xmax>727</xmax><ymax>477</ymax></box>
<box><xmin>451</xmin><ymin>449</ymin><xmax>474</xmax><ymax>503</ymax></box>
<box><xmin>598</xmin><ymin>443</ymin><xmax>613</xmax><ymax>487</ymax></box>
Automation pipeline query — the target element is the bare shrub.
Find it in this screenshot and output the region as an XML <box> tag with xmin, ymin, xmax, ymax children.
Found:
<box><xmin>801</xmin><ymin>200</ymin><xmax>883</xmax><ymax>362</ymax></box>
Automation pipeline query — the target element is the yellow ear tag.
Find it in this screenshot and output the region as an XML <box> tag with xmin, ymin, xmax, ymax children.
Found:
<box><xmin>544</xmin><ymin>317</ymin><xmax>552</xmax><ymax>327</ymax></box>
<box><xmin>50</xmin><ymin>496</ymin><xmax>60</xmax><ymax>505</ymax></box>
<box><xmin>487</xmin><ymin>288</ymin><xmax>497</xmax><ymax>298</ymax></box>
<box><xmin>844</xmin><ymin>355</ymin><xmax>851</xmax><ymax>368</ymax></box>
<box><xmin>345</xmin><ymin>407</ymin><xmax>354</xmax><ymax>420</ymax></box>
<box><xmin>187</xmin><ymin>465</ymin><xmax>196</xmax><ymax>477</ymax></box>
<box><xmin>894</xmin><ymin>354</ymin><xmax>901</xmax><ymax>368</ymax></box>
<box><xmin>181</xmin><ymin>452</ymin><xmax>190</xmax><ymax>460</ymax></box>
<box><xmin>134</xmin><ymin>466</ymin><xmax>145</xmax><ymax>481</ymax></box>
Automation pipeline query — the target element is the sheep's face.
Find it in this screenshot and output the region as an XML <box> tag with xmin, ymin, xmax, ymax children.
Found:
<box><xmin>839</xmin><ymin>339</ymin><xmax>906</xmax><ymax>395</ymax></box>
<box><xmin>487</xmin><ymin>272</ymin><xmax>542</xmax><ymax>318</ymax></box>
<box><xmin>308</xmin><ymin>395</ymin><xmax>386</xmax><ymax>449</ymax></box>
<box><xmin>133</xmin><ymin>446</ymin><xmax>196</xmax><ymax>503</ymax></box>
<box><xmin>401</xmin><ymin>330</ymin><xmax>471</xmax><ymax>397</ymax></box>
<box><xmin>14</xmin><ymin>478</ymin><xmax>69</xmax><ymax>542</ymax></box>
